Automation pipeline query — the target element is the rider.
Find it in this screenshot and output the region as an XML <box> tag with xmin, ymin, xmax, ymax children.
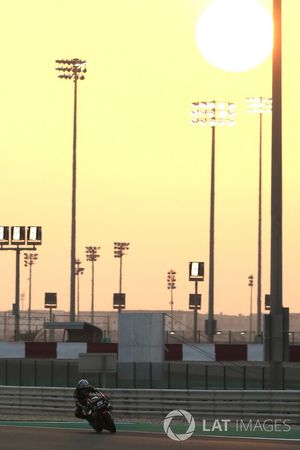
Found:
<box><xmin>74</xmin><ymin>379</ymin><xmax>109</xmax><ymax>420</ymax></box>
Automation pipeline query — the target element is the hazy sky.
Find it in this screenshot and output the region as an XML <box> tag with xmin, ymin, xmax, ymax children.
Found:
<box><xmin>0</xmin><ymin>0</ymin><xmax>299</xmax><ymax>317</ymax></box>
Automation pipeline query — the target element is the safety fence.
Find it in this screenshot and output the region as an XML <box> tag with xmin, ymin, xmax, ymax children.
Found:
<box><xmin>0</xmin><ymin>386</ymin><xmax>299</xmax><ymax>422</ymax></box>
<box><xmin>0</xmin><ymin>313</ymin><xmax>114</xmax><ymax>343</ymax></box>
<box><xmin>2</xmin><ymin>312</ymin><xmax>300</xmax><ymax>344</ymax></box>
<box><xmin>0</xmin><ymin>359</ymin><xmax>300</xmax><ymax>390</ymax></box>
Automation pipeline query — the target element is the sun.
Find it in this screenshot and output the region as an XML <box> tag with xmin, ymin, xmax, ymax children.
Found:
<box><xmin>195</xmin><ymin>0</ymin><xmax>273</xmax><ymax>72</ymax></box>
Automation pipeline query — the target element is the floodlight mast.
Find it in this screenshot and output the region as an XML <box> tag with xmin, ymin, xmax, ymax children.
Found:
<box><xmin>0</xmin><ymin>226</ymin><xmax>41</xmax><ymax>341</ymax></box>
<box><xmin>248</xmin><ymin>274</ymin><xmax>254</xmax><ymax>342</ymax></box>
<box><xmin>55</xmin><ymin>58</ymin><xmax>87</xmax><ymax>322</ymax></box>
<box><xmin>246</xmin><ymin>97</ymin><xmax>272</xmax><ymax>336</ymax></box>
<box><xmin>114</xmin><ymin>242</ymin><xmax>130</xmax><ymax>313</ymax></box>
<box><xmin>191</xmin><ymin>101</ymin><xmax>235</xmax><ymax>343</ymax></box>
<box><xmin>85</xmin><ymin>246</ymin><xmax>100</xmax><ymax>324</ymax></box>
<box><xmin>24</xmin><ymin>253</ymin><xmax>38</xmax><ymax>333</ymax></box>
<box><xmin>75</xmin><ymin>259</ymin><xmax>85</xmax><ymax>321</ymax></box>
<box><xmin>167</xmin><ymin>270</ymin><xmax>176</xmax><ymax>331</ymax></box>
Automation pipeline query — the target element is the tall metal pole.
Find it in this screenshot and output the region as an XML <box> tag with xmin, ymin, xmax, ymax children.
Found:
<box><xmin>24</xmin><ymin>252</ymin><xmax>38</xmax><ymax>334</ymax></box>
<box><xmin>257</xmin><ymin>112</ymin><xmax>262</xmax><ymax>334</ymax></box>
<box><xmin>15</xmin><ymin>249</ymin><xmax>20</xmax><ymax>341</ymax></box>
<box><xmin>270</xmin><ymin>0</ymin><xmax>285</xmax><ymax>389</ymax></box>
<box><xmin>49</xmin><ymin>307</ymin><xmax>54</xmax><ymax>341</ymax></box>
<box><xmin>250</xmin><ymin>284</ymin><xmax>253</xmax><ymax>342</ymax></box>
<box><xmin>167</xmin><ymin>270</ymin><xmax>176</xmax><ymax>331</ymax></box>
<box><xmin>70</xmin><ymin>76</ymin><xmax>77</xmax><ymax>322</ymax></box>
<box><xmin>55</xmin><ymin>58</ymin><xmax>87</xmax><ymax>322</ymax></box>
<box><xmin>170</xmin><ymin>288</ymin><xmax>174</xmax><ymax>330</ymax></box>
<box><xmin>75</xmin><ymin>258</ymin><xmax>84</xmax><ymax>321</ymax></box>
<box><xmin>191</xmin><ymin>101</ymin><xmax>235</xmax><ymax>342</ymax></box>
<box><xmin>76</xmin><ymin>265</ymin><xmax>80</xmax><ymax>321</ymax></box>
<box><xmin>91</xmin><ymin>258</ymin><xmax>95</xmax><ymax>324</ymax></box>
<box><xmin>208</xmin><ymin>125</ymin><xmax>216</xmax><ymax>343</ymax></box>
<box><xmin>114</xmin><ymin>242</ymin><xmax>129</xmax><ymax>313</ymax></box>
<box><xmin>246</xmin><ymin>97</ymin><xmax>272</xmax><ymax>335</ymax></box>
<box><xmin>28</xmin><ymin>262</ymin><xmax>32</xmax><ymax>333</ymax></box>
<box><xmin>119</xmin><ymin>256</ymin><xmax>122</xmax><ymax>293</ymax></box>
<box><xmin>249</xmin><ymin>274</ymin><xmax>254</xmax><ymax>343</ymax></box>
<box><xmin>86</xmin><ymin>246</ymin><xmax>100</xmax><ymax>323</ymax></box>
<box><xmin>194</xmin><ymin>281</ymin><xmax>198</xmax><ymax>343</ymax></box>
<box><xmin>21</xmin><ymin>293</ymin><xmax>25</xmax><ymax>311</ymax></box>
<box><xmin>119</xmin><ymin>256</ymin><xmax>123</xmax><ymax>313</ymax></box>
<box><xmin>4</xmin><ymin>312</ymin><xmax>7</xmax><ymax>341</ymax></box>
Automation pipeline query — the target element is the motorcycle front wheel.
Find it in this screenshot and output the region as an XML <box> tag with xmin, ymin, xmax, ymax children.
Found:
<box><xmin>89</xmin><ymin>413</ymin><xmax>103</xmax><ymax>433</ymax></box>
<box><xmin>104</xmin><ymin>411</ymin><xmax>116</xmax><ymax>433</ymax></box>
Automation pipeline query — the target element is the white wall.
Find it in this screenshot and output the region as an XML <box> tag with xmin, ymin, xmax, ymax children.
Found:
<box><xmin>0</xmin><ymin>342</ymin><xmax>25</xmax><ymax>358</ymax></box>
<box><xmin>118</xmin><ymin>313</ymin><xmax>165</xmax><ymax>362</ymax></box>
<box><xmin>182</xmin><ymin>344</ymin><xmax>216</xmax><ymax>361</ymax></box>
<box><xmin>247</xmin><ymin>344</ymin><xmax>263</xmax><ymax>361</ymax></box>
<box><xmin>56</xmin><ymin>342</ymin><xmax>87</xmax><ymax>359</ymax></box>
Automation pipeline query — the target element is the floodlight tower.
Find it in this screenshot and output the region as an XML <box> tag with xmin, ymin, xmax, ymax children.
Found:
<box><xmin>55</xmin><ymin>58</ymin><xmax>87</xmax><ymax>322</ymax></box>
<box><xmin>75</xmin><ymin>259</ymin><xmax>85</xmax><ymax>321</ymax></box>
<box><xmin>114</xmin><ymin>242</ymin><xmax>130</xmax><ymax>313</ymax></box>
<box><xmin>85</xmin><ymin>246</ymin><xmax>100</xmax><ymax>324</ymax></box>
<box><xmin>246</xmin><ymin>97</ymin><xmax>272</xmax><ymax>335</ymax></box>
<box><xmin>24</xmin><ymin>253</ymin><xmax>38</xmax><ymax>333</ymax></box>
<box><xmin>191</xmin><ymin>100</ymin><xmax>235</xmax><ymax>343</ymax></box>
<box><xmin>248</xmin><ymin>274</ymin><xmax>254</xmax><ymax>342</ymax></box>
<box><xmin>167</xmin><ymin>270</ymin><xmax>176</xmax><ymax>331</ymax></box>
<box><xmin>0</xmin><ymin>226</ymin><xmax>42</xmax><ymax>340</ymax></box>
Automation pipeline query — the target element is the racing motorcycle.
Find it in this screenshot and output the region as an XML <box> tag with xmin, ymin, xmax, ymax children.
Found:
<box><xmin>84</xmin><ymin>392</ymin><xmax>116</xmax><ymax>433</ymax></box>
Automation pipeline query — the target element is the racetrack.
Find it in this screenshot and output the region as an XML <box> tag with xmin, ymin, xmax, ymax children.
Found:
<box><xmin>0</xmin><ymin>426</ymin><xmax>299</xmax><ymax>450</ymax></box>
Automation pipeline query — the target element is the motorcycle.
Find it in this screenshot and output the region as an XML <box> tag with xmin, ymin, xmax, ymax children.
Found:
<box><xmin>84</xmin><ymin>392</ymin><xmax>116</xmax><ymax>433</ymax></box>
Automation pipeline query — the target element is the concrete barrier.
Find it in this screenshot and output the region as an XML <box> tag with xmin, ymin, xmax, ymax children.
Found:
<box><xmin>0</xmin><ymin>386</ymin><xmax>299</xmax><ymax>422</ymax></box>
<box><xmin>0</xmin><ymin>343</ymin><xmax>25</xmax><ymax>358</ymax></box>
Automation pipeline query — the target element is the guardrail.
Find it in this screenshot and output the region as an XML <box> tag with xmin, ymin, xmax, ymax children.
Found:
<box><xmin>0</xmin><ymin>386</ymin><xmax>299</xmax><ymax>422</ymax></box>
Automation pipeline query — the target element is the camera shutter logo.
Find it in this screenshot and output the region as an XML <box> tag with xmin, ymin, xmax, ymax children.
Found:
<box><xmin>163</xmin><ymin>409</ymin><xmax>195</xmax><ymax>441</ymax></box>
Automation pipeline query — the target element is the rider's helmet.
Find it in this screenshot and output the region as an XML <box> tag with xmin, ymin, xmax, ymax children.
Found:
<box><xmin>76</xmin><ymin>379</ymin><xmax>90</xmax><ymax>393</ymax></box>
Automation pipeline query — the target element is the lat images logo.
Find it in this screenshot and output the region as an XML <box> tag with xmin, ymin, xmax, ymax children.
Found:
<box><xmin>163</xmin><ymin>409</ymin><xmax>196</xmax><ymax>441</ymax></box>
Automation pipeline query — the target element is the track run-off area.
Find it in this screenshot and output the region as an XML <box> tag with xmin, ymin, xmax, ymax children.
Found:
<box><xmin>0</xmin><ymin>422</ymin><xmax>300</xmax><ymax>450</ymax></box>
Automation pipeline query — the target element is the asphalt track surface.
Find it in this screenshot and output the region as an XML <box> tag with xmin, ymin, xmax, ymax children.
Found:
<box><xmin>0</xmin><ymin>426</ymin><xmax>300</xmax><ymax>450</ymax></box>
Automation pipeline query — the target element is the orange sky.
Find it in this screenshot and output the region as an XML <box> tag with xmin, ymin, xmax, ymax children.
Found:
<box><xmin>0</xmin><ymin>0</ymin><xmax>299</xmax><ymax>316</ymax></box>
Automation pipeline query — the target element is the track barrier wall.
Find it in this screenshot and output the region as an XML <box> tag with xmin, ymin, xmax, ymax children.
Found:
<box><xmin>0</xmin><ymin>386</ymin><xmax>299</xmax><ymax>422</ymax></box>
<box><xmin>0</xmin><ymin>359</ymin><xmax>300</xmax><ymax>390</ymax></box>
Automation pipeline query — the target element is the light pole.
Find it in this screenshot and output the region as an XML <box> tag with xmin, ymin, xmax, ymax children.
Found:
<box><xmin>114</xmin><ymin>242</ymin><xmax>130</xmax><ymax>313</ymax></box>
<box><xmin>24</xmin><ymin>253</ymin><xmax>38</xmax><ymax>333</ymax></box>
<box><xmin>85</xmin><ymin>246</ymin><xmax>100</xmax><ymax>325</ymax></box>
<box><xmin>268</xmin><ymin>0</ymin><xmax>288</xmax><ymax>389</ymax></box>
<box><xmin>21</xmin><ymin>293</ymin><xmax>25</xmax><ymax>311</ymax></box>
<box><xmin>188</xmin><ymin>262</ymin><xmax>204</xmax><ymax>343</ymax></box>
<box><xmin>75</xmin><ymin>259</ymin><xmax>85</xmax><ymax>321</ymax></box>
<box><xmin>167</xmin><ymin>270</ymin><xmax>176</xmax><ymax>331</ymax></box>
<box><xmin>55</xmin><ymin>58</ymin><xmax>87</xmax><ymax>322</ymax></box>
<box><xmin>0</xmin><ymin>226</ymin><xmax>42</xmax><ymax>340</ymax></box>
<box><xmin>246</xmin><ymin>97</ymin><xmax>272</xmax><ymax>336</ymax></box>
<box><xmin>191</xmin><ymin>101</ymin><xmax>235</xmax><ymax>343</ymax></box>
<box><xmin>248</xmin><ymin>274</ymin><xmax>254</xmax><ymax>342</ymax></box>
